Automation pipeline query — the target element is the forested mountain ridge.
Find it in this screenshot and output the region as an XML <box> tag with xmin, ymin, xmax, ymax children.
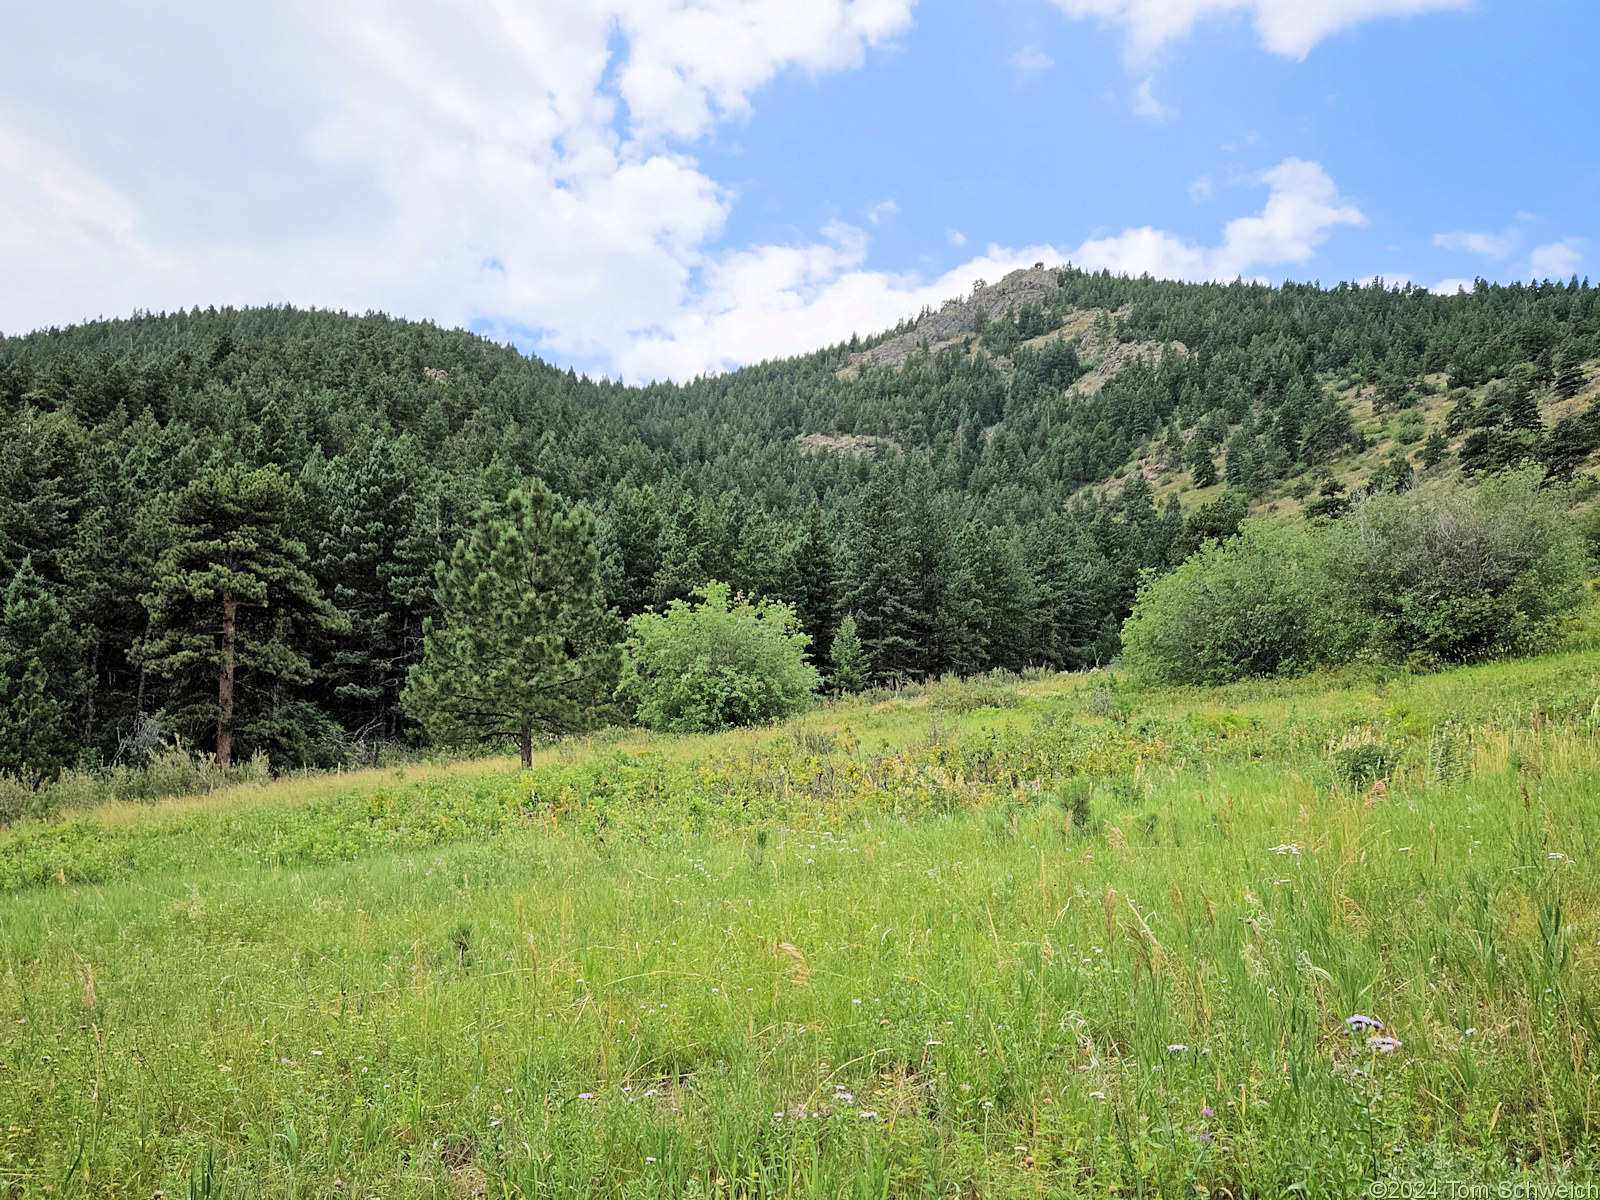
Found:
<box><xmin>2</xmin><ymin>267</ymin><xmax>1598</xmax><ymax>774</ymax></box>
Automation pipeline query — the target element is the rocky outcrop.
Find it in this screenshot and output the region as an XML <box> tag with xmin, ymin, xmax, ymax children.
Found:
<box><xmin>846</xmin><ymin>264</ymin><xmax>1064</xmax><ymax>371</ymax></box>
<box><xmin>795</xmin><ymin>432</ymin><xmax>900</xmax><ymax>458</ymax></box>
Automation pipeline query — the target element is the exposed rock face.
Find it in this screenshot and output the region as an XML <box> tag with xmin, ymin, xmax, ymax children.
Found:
<box><xmin>849</xmin><ymin>264</ymin><xmax>1064</xmax><ymax>370</ymax></box>
<box><xmin>795</xmin><ymin>432</ymin><xmax>900</xmax><ymax>458</ymax></box>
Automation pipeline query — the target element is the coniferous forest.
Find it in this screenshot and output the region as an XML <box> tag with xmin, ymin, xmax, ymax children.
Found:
<box><xmin>3</xmin><ymin>266</ymin><xmax>1598</xmax><ymax>777</ymax></box>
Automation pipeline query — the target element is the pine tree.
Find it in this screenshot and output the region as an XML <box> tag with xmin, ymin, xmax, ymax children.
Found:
<box><xmin>842</xmin><ymin>461</ymin><xmax>924</xmax><ymax>682</ymax></box>
<box><xmin>957</xmin><ymin>524</ymin><xmax>1035</xmax><ymax>673</ymax></box>
<box><xmin>139</xmin><ymin>465</ymin><xmax>343</xmax><ymax>766</ymax></box>
<box><xmin>828</xmin><ymin>614</ymin><xmax>868</xmax><ymax>694</ymax></box>
<box><xmin>1303</xmin><ymin>478</ymin><xmax>1351</xmax><ymax>522</ymax></box>
<box><xmin>317</xmin><ymin>440</ymin><xmax>415</xmax><ymax>740</ymax></box>
<box><xmin>652</xmin><ymin>491</ymin><xmax>712</xmax><ymax>608</ymax></box>
<box><xmin>0</xmin><ymin>557</ymin><xmax>82</xmax><ymax>778</ymax></box>
<box><xmin>1500</xmin><ymin>382</ymin><xmax>1543</xmax><ymax>433</ymax></box>
<box><xmin>784</xmin><ymin>499</ymin><xmax>838</xmax><ymax>665</ymax></box>
<box><xmin>402</xmin><ymin>483</ymin><xmax>618</xmax><ymax>767</ymax></box>
<box><xmin>1552</xmin><ymin>350</ymin><xmax>1586</xmax><ymax>401</ymax></box>
<box><xmin>1419</xmin><ymin>428</ymin><xmax>1450</xmax><ymax>470</ymax></box>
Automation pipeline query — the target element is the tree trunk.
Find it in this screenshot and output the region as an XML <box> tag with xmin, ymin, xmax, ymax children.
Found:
<box><xmin>217</xmin><ymin>590</ymin><xmax>237</xmax><ymax>767</ymax></box>
<box><xmin>84</xmin><ymin>637</ymin><xmax>100</xmax><ymax>742</ymax></box>
<box><xmin>519</xmin><ymin>723</ymin><xmax>533</xmax><ymax>770</ymax></box>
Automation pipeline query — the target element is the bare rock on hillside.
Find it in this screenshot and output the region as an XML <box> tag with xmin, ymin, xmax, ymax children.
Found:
<box><xmin>795</xmin><ymin>432</ymin><xmax>900</xmax><ymax>458</ymax></box>
<box><xmin>847</xmin><ymin>264</ymin><xmax>1064</xmax><ymax>371</ymax></box>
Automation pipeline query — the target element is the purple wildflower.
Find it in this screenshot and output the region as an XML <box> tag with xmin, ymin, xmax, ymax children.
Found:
<box><xmin>1202</xmin><ymin>1105</ymin><xmax>1215</xmax><ymax>1117</ymax></box>
<box><xmin>1345</xmin><ymin>1015</ymin><xmax>1383</xmax><ymax>1033</ymax></box>
<box><xmin>1166</xmin><ymin>1043</ymin><xmax>1188</xmax><ymax>1053</ymax></box>
<box><xmin>1367</xmin><ymin>1036</ymin><xmax>1402</xmax><ymax>1053</ymax></box>
<box><xmin>1200</xmin><ymin>1132</ymin><xmax>1214</xmax><ymax>1144</ymax></box>
<box><xmin>578</xmin><ymin>1092</ymin><xmax>596</xmax><ymax>1099</ymax></box>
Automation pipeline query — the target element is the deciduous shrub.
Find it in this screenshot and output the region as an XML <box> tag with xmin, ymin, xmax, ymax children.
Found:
<box><xmin>1120</xmin><ymin>522</ymin><xmax>1345</xmax><ymax>686</ymax></box>
<box><xmin>618</xmin><ymin>582</ymin><xmax>819</xmax><ymax>733</ymax></box>
<box><xmin>1324</xmin><ymin>468</ymin><xmax>1587</xmax><ymax>665</ymax></box>
<box><xmin>1122</xmin><ymin>472</ymin><xmax>1588</xmax><ymax>685</ymax></box>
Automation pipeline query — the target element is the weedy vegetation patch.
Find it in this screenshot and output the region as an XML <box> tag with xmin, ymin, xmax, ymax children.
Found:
<box><xmin>2</xmin><ymin>658</ymin><xmax>1600</xmax><ymax>1197</ymax></box>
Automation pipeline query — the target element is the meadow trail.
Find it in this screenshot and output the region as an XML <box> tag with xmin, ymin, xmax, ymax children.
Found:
<box><xmin>2</xmin><ymin>657</ymin><xmax>1599</xmax><ymax>1196</ymax></box>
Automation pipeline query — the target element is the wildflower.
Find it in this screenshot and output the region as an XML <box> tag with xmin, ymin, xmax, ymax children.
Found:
<box><xmin>1345</xmin><ymin>1015</ymin><xmax>1383</xmax><ymax>1033</ymax></box>
<box><xmin>1200</xmin><ymin>1132</ymin><xmax>1214</xmax><ymax>1144</ymax></box>
<box><xmin>858</xmin><ymin>1110</ymin><xmax>879</xmax><ymax>1118</ymax></box>
<box><xmin>1202</xmin><ymin>1105</ymin><xmax>1214</xmax><ymax>1117</ymax></box>
<box><xmin>1166</xmin><ymin>1044</ymin><xmax>1188</xmax><ymax>1053</ymax></box>
<box><xmin>578</xmin><ymin>1092</ymin><xmax>596</xmax><ymax>1099</ymax></box>
<box><xmin>1367</xmin><ymin>1036</ymin><xmax>1402</xmax><ymax>1053</ymax></box>
<box><xmin>646</xmin><ymin>1157</ymin><xmax>657</xmax><ymax>1163</ymax></box>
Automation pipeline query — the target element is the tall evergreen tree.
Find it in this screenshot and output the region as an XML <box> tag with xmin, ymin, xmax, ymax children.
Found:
<box><xmin>843</xmin><ymin>461</ymin><xmax>925</xmax><ymax>682</ymax></box>
<box><xmin>402</xmin><ymin>483</ymin><xmax>618</xmax><ymax>767</ymax></box>
<box><xmin>1552</xmin><ymin>348</ymin><xmax>1586</xmax><ymax>401</ymax></box>
<box><xmin>0</xmin><ymin>558</ymin><xmax>81</xmax><ymax>779</ymax></box>
<box><xmin>139</xmin><ymin>465</ymin><xmax>343</xmax><ymax>765</ymax></box>
<box><xmin>784</xmin><ymin>499</ymin><xmax>838</xmax><ymax>664</ymax></box>
<box><xmin>317</xmin><ymin>440</ymin><xmax>415</xmax><ymax>740</ymax></box>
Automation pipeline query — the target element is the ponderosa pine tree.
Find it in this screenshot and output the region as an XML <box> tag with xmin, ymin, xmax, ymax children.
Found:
<box><xmin>0</xmin><ymin>557</ymin><xmax>81</xmax><ymax>779</ymax></box>
<box><xmin>402</xmin><ymin>483</ymin><xmax>617</xmax><ymax>767</ymax></box>
<box><xmin>139</xmin><ymin>464</ymin><xmax>343</xmax><ymax>766</ymax></box>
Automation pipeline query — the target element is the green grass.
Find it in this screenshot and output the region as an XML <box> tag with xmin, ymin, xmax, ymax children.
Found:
<box><xmin>2</xmin><ymin>658</ymin><xmax>1599</xmax><ymax>1197</ymax></box>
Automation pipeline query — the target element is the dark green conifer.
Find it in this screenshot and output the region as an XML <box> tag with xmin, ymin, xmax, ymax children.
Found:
<box><xmin>0</xmin><ymin>558</ymin><xmax>82</xmax><ymax>779</ymax></box>
<box><xmin>402</xmin><ymin>483</ymin><xmax>618</xmax><ymax>768</ymax></box>
<box><xmin>139</xmin><ymin>464</ymin><xmax>343</xmax><ymax>766</ymax></box>
<box><xmin>317</xmin><ymin>440</ymin><xmax>416</xmax><ymax>740</ymax></box>
<box><xmin>828</xmin><ymin>614</ymin><xmax>868</xmax><ymax>694</ymax></box>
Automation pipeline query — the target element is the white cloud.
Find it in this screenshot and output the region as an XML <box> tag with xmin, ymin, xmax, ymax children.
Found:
<box><xmin>1132</xmin><ymin>76</ymin><xmax>1176</xmax><ymax>119</ymax></box>
<box><xmin>1431</xmin><ymin>278</ymin><xmax>1476</xmax><ymax>295</ymax></box>
<box><xmin>1188</xmin><ymin>174</ymin><xmax>1214</xmax><ymax>201</ymax></box>
<box><xmin>946</xmin><ymin>229</ymin><xmax>968</xmax><ymax>246</ymax></box>
<box><xmin>1528</xmin><ymin>239</ymin><xmax>1583</xmax><ymax>280</ymax></box>
<box><xmin>0</xmin><ymin>0</ymin><xmax>915</xmax><ymax>376</ymax></box>
<box><xmin>1070</xmin><ymin>157</ymin><xmax>1364</xmax><ymax>280</ymax></box>
<box><xmin>1047</xmin><ymin>0</ymin><xmax>1468</xmax><ymax>60</ymax></box>
<box><xmin>1009</xmin><ymin>46</ymin><xmax>1055</xmax><ymax>79</ymax></box>
<box><xmin>0</xmin><ymin>6</ymin><xmax>1381</xmax><ymax>382</ymax></box>
<box><xmin>616</xmin><ymin>226</ymin><xmax>1071</xmax><ymax>378</ymax></box>
<box><xmin>865</xmin><ymin>199</ymin><xmax>900</xmax><ymax>224</ymax></box>
<box><xmin>620</xmin><ymin>156</ymin><xmax>1363</xmax><ymax>376</ymax></box>
<box><xmin>1434</xmin><ymin>229</ymin><xmax>1518</xmax><ymax>258</ymax></box>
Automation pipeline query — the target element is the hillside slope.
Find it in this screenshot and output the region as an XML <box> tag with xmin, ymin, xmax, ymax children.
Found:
<box><xmin>1</xmin><ymin>270</ymin><xmax>1598</xmax><ymax>770</ymax></box>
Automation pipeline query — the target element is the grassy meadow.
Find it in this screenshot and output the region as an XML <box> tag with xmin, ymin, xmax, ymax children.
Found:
<box><xmin>2</xmin><ymin>660</ymin><xmax>1600</xmax><ymax>1197</ymax></box>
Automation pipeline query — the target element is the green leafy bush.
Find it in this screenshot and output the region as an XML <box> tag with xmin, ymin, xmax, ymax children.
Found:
<box><xmin>618</xmin><ymin>582</ymin><xmax>820</xmax><ymax>733</ymax></box>
<box><xmin>1324</xmin><ymin>467</ymin><xmax>1587</xmax><ymax>664</ymax></box>
<box><xmin>1120</xmin><ymin>522</ymin><xmax>1346</xmax><ymax>686</ymax></box>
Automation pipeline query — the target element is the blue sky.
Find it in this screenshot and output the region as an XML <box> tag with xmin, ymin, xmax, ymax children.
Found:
<box><xmin>702</xmin><ymin>0</ymin><xmax>1596</xmax><ymax>290</ymax></box>
<box><xmin>1</xmin><ymin>0</ymin><xmax>1594</xmax><ymax>381</ymax></box>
